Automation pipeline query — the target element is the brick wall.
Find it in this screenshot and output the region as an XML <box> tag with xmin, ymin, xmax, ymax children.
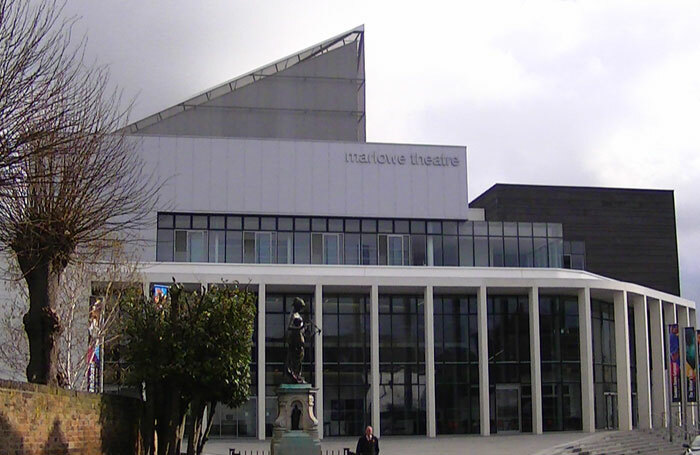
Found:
<box><xmin>0</xmin><ymin>379</ymin><xmax>143</xmax><ymax>455</ymax></box>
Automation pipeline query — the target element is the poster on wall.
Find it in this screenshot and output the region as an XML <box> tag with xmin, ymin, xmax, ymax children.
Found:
<box><xmin>685</xmin><ymin>327</ymin><xmax>697</xmax><ymax>402</ymax></box>
<box><xmin>669</xmin><ymin>324</ymin><xmax>681</xmax><ymax>403</ymax></box>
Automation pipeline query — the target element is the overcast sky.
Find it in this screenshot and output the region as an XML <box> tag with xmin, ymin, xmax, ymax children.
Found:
<box><xmin>60</xmin><ymin>0</ymin><xmax>700</xmax><ymax>306</ymax></box>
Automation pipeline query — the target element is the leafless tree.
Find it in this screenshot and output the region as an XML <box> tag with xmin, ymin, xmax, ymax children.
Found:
<box><xmin>0</xmin><ymin>240</ymin><xmax>143</xmax><ymax>390</ymax></box>
<box><xmin>0</xmin><ymin>0</ymin><xmax>157</xmax><ymax>386</ymax></box>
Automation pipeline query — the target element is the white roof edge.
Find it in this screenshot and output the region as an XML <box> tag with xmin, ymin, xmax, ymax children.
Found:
<box><xmin>124</xmin><ymin>25</ymin><xmax>365</xmax><ymax>133</ymax></box>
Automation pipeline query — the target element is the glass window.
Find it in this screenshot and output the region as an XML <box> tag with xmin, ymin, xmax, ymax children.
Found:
<box><xmin>488</xmin><ymin>222</ymin><xmax>503</xmax><ymax>236</ymax></box>
<box><xmin>294</xmin><ymin>232</ymin><xmax>310</xmax><ymax>264</ymax></box>
<box><xmin>388</xmin><ymin>235</ymin><xmax>404</xmax><ymax>265</ymax></box>
<box><xmin>474</xmin><ymin>221</ymin><xmax>488</xmax><ymax>236</ymax></box>
<box><xmin>156</xmin><ymin>229</ymin><xmax>174</xmax><ymax>261</ymax></box>
<box><xmin>459</xmin><ymin>221</ymin><xmax>473</xmax><ymax>235</ymax></box>
<box><xmin>277</xmin><ymin>232</ymin><xmax>293</xmax><ymax>264</ymax></box>
<box><xmin>474</xmin><ymin>237</ymin><xmax>489</xmax><ymax>266</ymax></box>
<box><xmin>411</xmin><ymin>235</ymin><xmax>426</xmax><ymax>266</ymax></box>
<box><xmin>519</xmin><ymin>237</ymin><xmax>533</xmax><ymax>267</ymax></box>
<box><xmin>227</xmin><ymin>216</ymin><xmax>242</xmax><ymax>230</ymax></box>
<box><xmin>443</xmin><ymin>235</ymin><xmax>458</xmax><ymax>266</ymax></box>
<box><xmin>378</xmin><ymin>220</ymin><xmax>393</xmax><ymax>233</ymax></box>
<box><xmin>312</xmin><ymin>218</ymin><xmax>326</xmax><ymax>231</ymax></box>
<box><xmin>427</xmin><ymin>235</ymin><xmax>442</xmax><ymax>266</ymax></box>
<box><xmin>427</xmin><ymin>221</ymin><xmax>442</xmax><ymax>234</ymax></box>
<box><xmin>244</xmin><ymin>216</ymin><xmax>259</xmax><ymax>231</ymax></box>
<box><xmin>459</xmin><ymin>236</ymin><xmax>473</xmax><ymax>266</ymax></box>
<box><xmin>175</xmin><ymin>215</ymin><xmax>190</xmax><ymax>229</ymax></box>
<box><xmin>324</xmin><ymin>234</ymin><xmax>341</xmax><ymax>264</ymax></box>
<box><xmin>548</xmin><ymin>238</ymin><xmax>563</xmax><ymax>268</ymax></box>
<box><xmin>533</xmin><ymin>223</ymin><xmax>547</xmax><ymax>237</ymax></box>
<box><xmin>361</xmin><ymin>234</ymin><xmax>377</xmax><ymax>265</ymax></box>
<box><xmin>192</xmin><ymin>215</ymin><xmax>207</xmax><ymax>229</ymax></box>
<box><xmin>378</xmin><ymin>235</ymin><xmax>388</xmax><ymax>265</ymax></box>
<box><xmin>210</xmin><ymin>216</ymin><xmax>225</xmax><ymax>229</ymax></box>
<box><xmin>256</xmin><ymin>232</ymin><xmax>273</xmax><ymax>263</ymax></box>
<box><xmin>362</xmin><ymin>219</ymin><xmax>377</xmax><ymax>233</ymax></box>
<box><xmin>312</xmin><ymin>233</ymin><xmax>323</xmax><ymax>264</ymax></box>
<box><xmin>158</xmin><ymin>214</ymin><xmax>174</xmax><ymax>228</ymax></box>
<box><xmin>547</xmin><ymin>223</ymin><xmax>563</xmax><ymax>237</ymax></box>
<box><xmin>489</xmin><ymin>237</ymin><xmax>504</xmax><ymax>267</ymax></box>
<box><xmin>295</xmin><ymin>218</ymin><xmax>310</xmax><ymax>231</ymax></box>
<box><xmin>189</xmin><ymin>231</ymin><xmax>207</xmax><ymax>262</ymax></box>
<box><xmin>410</xmin><ymin>220</ymin><xmax>426</xmax><ymax>234</ymax></box>
<box><xmin>261</xmin><ymin>217</ymin><xmax>276</xmax><ymax>231</ymax></box>
<box><xmin>534</xmin><ymin>238</ymin><xmax>548</xmax><ymax>267</ymax></box>
<box><xmin>226</xmin><ymin>231</ymin><xmax>242</xmax><ymax>263</ymax></box>
<box><xmin>345</xmin><ymin>233</ymin><xmax>360</xmax><ymax>265</ymax></box>
<box><xmin>395</xmin><ymin>220</ymin><xmax>409</xmax><ymax>234</ymax></box>
<box><xmin>328</xmin><ymin>218</ymin><xmax>343</xmax><ymax>232</ymax></box>
<box><xmin>504</xmin><ymin>237</ymin><xmax>518</xmax><ymax>267</ymax></box>
<box><xmin>209</xmin><ymin>231</ymin><xmax>225</xmax><ymax>263</ymax></box>
<box><xmin>244</xmin><ymin>232</ymin><xmax>256</xmax><ymax>263</ymax></box>
<box><xmin>345</xmin><ymin>219</ymin><xmax>360</xmax><ymax>232</ymax></box>
<box><xmin>443</xmin><ymin>221</ymin><xmax>458</xmax><ymax>235</ymax></box>
<box><xmin>572</xmin><ymin>241</ymin><xmax>585</xmax><ymax>255</ymax></box>
<box><xmin>278</xmin><ymin>217</ymin><xmax>293</xmax><ymax>231</ymax></box>
<box><xmin>503</xmin><ymin>222</ymin><xmax>517</xmax><ymax>237</ymax></box>
<box><xmin>518</xmin><ymin>222</ymin><xmax>532</xmax><ymax>237</ymax></box>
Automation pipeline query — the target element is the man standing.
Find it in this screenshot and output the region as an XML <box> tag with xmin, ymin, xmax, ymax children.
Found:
<box><xmin>356</xmin><ymin>425</ymin><xmax>379</xmax><ymax>455</ymax></box>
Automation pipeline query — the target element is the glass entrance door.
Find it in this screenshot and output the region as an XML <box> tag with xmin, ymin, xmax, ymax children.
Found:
<box><xmin>496</xmin><ymin>385</ymin><xmax>521</xmax><ymax>433</ymax></box>
<box><xmin>604</xmin><ymin>392</ymin><xmax>618</xmax><ymax>429</ymax></box>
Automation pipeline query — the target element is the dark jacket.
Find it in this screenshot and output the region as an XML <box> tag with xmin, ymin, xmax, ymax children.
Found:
<box><xmin>356</xmin><ymin>435</ymin><xmax>379</xmax><ymax>455</ymax></box>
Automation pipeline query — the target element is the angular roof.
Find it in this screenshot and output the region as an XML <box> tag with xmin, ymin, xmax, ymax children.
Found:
<box><xmin>126</xmin><ymin>25</ymin><xmax>364</xmax><ymax>134</ymax></box>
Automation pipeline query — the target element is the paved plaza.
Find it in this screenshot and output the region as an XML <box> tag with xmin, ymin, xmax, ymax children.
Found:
<box><xmin>200</xmin><ymin>432</ymin><xmax>598</xmax><ymax>455</ymax></box>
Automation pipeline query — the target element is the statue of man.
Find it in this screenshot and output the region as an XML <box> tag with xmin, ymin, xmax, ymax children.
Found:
<box><xmin>285</xmin><ymin>297</ymin><xmax>319</xmax><ymax>383</ymax></box>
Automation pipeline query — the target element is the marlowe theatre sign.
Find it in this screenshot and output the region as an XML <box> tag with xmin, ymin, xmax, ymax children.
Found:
<box><xmin>345</xmin><ymin>151</ymin><xmax>460</xmax><ymax>167</ymax></box>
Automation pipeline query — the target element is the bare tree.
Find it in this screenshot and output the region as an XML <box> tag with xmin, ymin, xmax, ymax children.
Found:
<box><xmin>0</xmin><ymin>0</ymin><xmax>157</xmax><ymax>385</ymax></box>
<box><xmin>0</xmin><ymin>239</ymin><xmax>143</xmax><ymax>389</ymax></box>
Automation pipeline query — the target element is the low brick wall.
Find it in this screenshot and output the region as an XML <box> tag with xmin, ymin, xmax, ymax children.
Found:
<box><xmin>0</xmin><ymin>379</ymin><xmax>143</xmax><ymax>455</ymax></box>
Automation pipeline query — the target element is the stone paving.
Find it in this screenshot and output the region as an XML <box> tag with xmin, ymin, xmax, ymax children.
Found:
<box><xmin>199</xmin><ymin>432</ymin><xmax>596</xmax><ymax>455</ymax></box>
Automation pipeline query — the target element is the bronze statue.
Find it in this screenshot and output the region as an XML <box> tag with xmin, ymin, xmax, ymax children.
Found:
<box><xmin>285</xmin><ymin>297</ymin><xmax>320</xmax><ymax>384</ymax></box>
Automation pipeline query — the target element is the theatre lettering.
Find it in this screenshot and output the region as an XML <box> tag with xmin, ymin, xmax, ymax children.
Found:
<box><xmin>345</xmin><ymin>151</ymin><xmax>460</xmax><ymax>167</ymax></box>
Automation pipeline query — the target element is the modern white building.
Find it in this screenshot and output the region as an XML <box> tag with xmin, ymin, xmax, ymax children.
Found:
<box><xmin>116</xmin><ymin>26</ymin><xmax>695</xmax><ymax>440</ymax></box>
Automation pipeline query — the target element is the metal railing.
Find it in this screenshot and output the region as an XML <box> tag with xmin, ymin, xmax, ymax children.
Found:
<box><xmin>229</xmin><ymin>449</ymin><xmax>353</xmax><ymax>455</ymax></box>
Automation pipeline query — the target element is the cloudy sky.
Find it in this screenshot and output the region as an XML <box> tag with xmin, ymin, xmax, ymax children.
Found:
<box><xmin>60</xmin><ymin>0</ymin><xmax>700</xmax><ymax>304</ymax></box>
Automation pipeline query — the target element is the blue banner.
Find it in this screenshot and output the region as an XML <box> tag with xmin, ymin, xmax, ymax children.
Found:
<box><xmin>670</xmin><ymin>324</ymin><xmax>681</xmax><ymax>403</ymax></box>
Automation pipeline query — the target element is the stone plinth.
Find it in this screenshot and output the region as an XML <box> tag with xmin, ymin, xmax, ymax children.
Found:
<box><xmin>270</xmin><ymin>384</ymin><xmax>321</xmax><ymax>455</ymax></box>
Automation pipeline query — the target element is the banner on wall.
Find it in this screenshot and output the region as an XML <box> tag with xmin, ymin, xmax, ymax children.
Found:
<box><xmin>669</xmin><ymin>324</ymin><xmax>681</xmax><ymax>403</ymax></box>
<box><xmin>685</xmin><ymin>327</ymin><xmax>697</xmax><ymax>402</ymax></box>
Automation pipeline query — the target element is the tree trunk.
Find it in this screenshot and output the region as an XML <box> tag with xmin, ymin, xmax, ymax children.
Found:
<box><xmin>186</xmin><ymin>396</ymin><xmax>205</xmax><ymax>455</ymax></box>
<box><xmin>196</xmin><ymin>401</ymin><xmax>217</xmax><ymax>455</ymax></box>
<box><xmin>19</xmin><ymin>257</ymin><xmax>63</xmax><ymax>385</ymax></box>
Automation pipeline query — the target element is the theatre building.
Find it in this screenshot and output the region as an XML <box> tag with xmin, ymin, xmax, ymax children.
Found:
<box><xmin>116</xmin><ymin>26</ymin><xmax>695</xmax><ymax>439</ymax></box>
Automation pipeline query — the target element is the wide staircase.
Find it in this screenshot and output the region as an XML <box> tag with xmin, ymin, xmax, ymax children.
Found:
<box><xmin>538</xmin><ymin>429</ymin><xmax>688</xmax><ymax>455</ymax></box>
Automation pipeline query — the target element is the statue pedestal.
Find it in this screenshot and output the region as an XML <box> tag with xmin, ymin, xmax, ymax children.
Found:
<box><xmin>270</xmin><ymin>384</ymin><xmax>321</xmax><ymax>455</ymax></box>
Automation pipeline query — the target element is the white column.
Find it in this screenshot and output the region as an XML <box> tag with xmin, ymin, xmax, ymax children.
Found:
<box><xmin>632</xmin><ymin>294</ymin><xmax>652</xmax><ymax>429</ymax></box>
<box><xmin>257</xmin><ymin>283</ymin><xmax>266</xmax><ymax>440</ymax></box>
<box><xmin>648</xmin><ymin>297</ymin><xmax>667</xmax><ymax>428</ymax></box>
<box><xmin>664</xmin><ymin>301</ymin><xmax>679</xmax><ymax>427</ymax></box>
<box><xmin>477</xmin><ymin>285</ymin><xmax>490</xmax><ymax>436</ymax></box>
<box><xmin>529</xmin><ymin>286</ymin><xmax>543</xmax><ymax>434</ymax></box>
<box><xmin>578</xmin><ymin>287</ymin><xmax>595</xmax><ymax>433</ymax></box>
<box><xmin>678</xmin><ymin>306</ymin><xmax>692</xmax><ymax>427</ymax></box>
<box><xmin>424</xmin><ymin>285</ymin><xmax>436</xmax><ymax>437</ymax></box>
<box><xmin>614</xmin><ymin>290</ymin><xmax>633</xmax><ymax>431</ymax></box>
<box><xmin>314</xmin><ymin>284</ymin><xmax>323</xmax><ymax>439</ymax></box>
<box><xmin>370</xmin><ymin>285</ymin><xmax>380</xmax><ymax>437</ymax></box>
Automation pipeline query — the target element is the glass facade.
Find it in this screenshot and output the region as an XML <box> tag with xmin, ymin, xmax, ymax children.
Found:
<box><xmin>539</xmin><ymin>296</ymin><xmax>582</xmax><ymax>431</ymax></box>
<box><xmin>156</xmin><ymin>213</ymin><xmax>565</xmax><ymax>269</ymax></box>
<box><xmin>434</xmin><ymin>295</ymin><xmax>480</xmax><ymax>434</ymax></box>
<box><xmin>591</xmin><ymin>299</ymin><xmax>617</xmax><ymax>430</ymax></box>
<box><xmin>487</xmin><ymin>296</ymin><xmax>532</xmax><ymax>433</ymax></box>
<box><xmin>322</xmin><ymin>295</ymin><xmax>371</xmax><ymax>436</ymax></box>
<box><xmin>379</xmin><ymin>295</ymin><xmax>426</xmax><ymax>435</ymax></box>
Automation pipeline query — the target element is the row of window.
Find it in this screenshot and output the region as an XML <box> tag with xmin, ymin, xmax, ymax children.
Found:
<box><xmin>156</xmin><ymin>213</ymin><xmax>574</xmax><ymax>269</ymax></box>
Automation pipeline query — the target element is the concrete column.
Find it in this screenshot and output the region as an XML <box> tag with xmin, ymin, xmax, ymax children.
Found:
<box><xmin>648</xmin><ymin>297</ymin><xmax>667</xmax><ymax>428</ymax></box>
<box><xmin>370</xmin><ymin>285</ymin><xmax>380</xmax><ymax>437</ymax></box>
<box><xmin>314</xmin><ymin>284</ymin><xmax>323</xmax><ymax>439</ymax></box>
<box><xmin>678</xmin><ymin>306</ymin><xmax>692</xmax><ymax>427</ymax></box>
<box><xmin>257</xmin><ymin>283</ymin><xmax>266</xmax><ymax>441</ymax></box>
<box><xmin>529</xmin><ymin>286</ymin><xmax>543</xmax><ymax>434</ymax></box>
<box><xmin>632</xmin><ymin>294</ymin><xmax>652</xmax><ymax>429</ymax></box>
<box><xmin>614</xmin><ymin>290</ymin><xmax>633</xmax><ymax>431</ymax></box>
<box><xmin>424</xmin><ymin>285</ymin><xmax>436</xmax><ymax>438</ymax></box>
<box><xmin>477</xmin><ymin>285</ymin><xmax>490</xmax><ymax>436</ymax></box>
<box><xmin>664</xmin><ymin>301</ymin><xmax>679</xmax><ymax>427</ymax></box>
<box><xmin>578</xmin><ymin>287</ymin><xmax>595</xmax><ymax>433</ymax></box>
